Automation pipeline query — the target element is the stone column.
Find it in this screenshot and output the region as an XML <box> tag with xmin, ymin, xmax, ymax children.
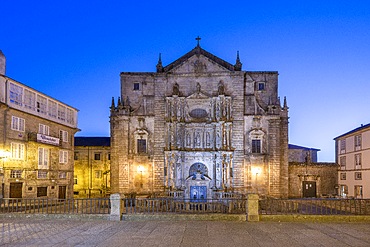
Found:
<box><xmin>110</xmin><ymin>193</ymin><xmax>122</xmax><ymax>221</ymax></box>
<box><xmin>246</xmin><ymin>194</ymin><xmax>259</xmax><ymax>222</ymax></box>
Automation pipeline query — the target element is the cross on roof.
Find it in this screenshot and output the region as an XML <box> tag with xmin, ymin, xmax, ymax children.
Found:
<box><xmin>196</xmin><ymin>36</ymin><xmax>201</xmax><ymax>47</ymax></box>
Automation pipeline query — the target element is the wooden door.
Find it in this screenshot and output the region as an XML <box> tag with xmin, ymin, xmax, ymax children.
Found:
<box><xmin>9</xmin><ymin>182</ymin><xmax>23</xmax><ymax>198</ymax></box>
<box><xmin>58</xmin><ymin>186</ymin><xmax>66</xmax><ymax>199</ymax></box>
<box><xmin>302</xmin><ymin>181</ymin><xmax>316</xmax><ymax>198</ymax></box>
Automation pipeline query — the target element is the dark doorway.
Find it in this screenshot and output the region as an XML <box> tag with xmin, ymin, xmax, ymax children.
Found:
<box><xmin>9</xmin><ymin>182</ymin><xmax>23</xmax><ymax>198</ymax></box>
<box><xmin>58</xmin><ymin>186</ymin><xmax>66</xmax><ymax>200</ymax></box>
<box><xmin>302</xmin><ymin>181</ymin><xmax>316</xmax><ymax>198</ymax></box>
<box><xmin>190</xmin><ymin>186</ymin><xmax>207</xmax><ymax>202</ymax></box>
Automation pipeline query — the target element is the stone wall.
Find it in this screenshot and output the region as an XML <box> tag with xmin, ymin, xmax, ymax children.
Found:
<box><xmin>288</xmin><ymin>162</ymin><xmax>338</xmax><ymax>198</ymax></box>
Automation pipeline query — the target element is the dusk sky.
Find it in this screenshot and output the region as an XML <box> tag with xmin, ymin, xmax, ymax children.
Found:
<box><xmin>2</xmin><ymin>1</ymin><xmax>370</xmax><ymax>162</ymax></box>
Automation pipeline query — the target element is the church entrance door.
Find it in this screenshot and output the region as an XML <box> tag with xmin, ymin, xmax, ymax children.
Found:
<box><xmin>190</xmin><ymin>186</ymin><xmax>207</xmax><ymax>202</ymax></box>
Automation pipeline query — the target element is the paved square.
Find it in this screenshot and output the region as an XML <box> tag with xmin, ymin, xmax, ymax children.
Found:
<box><xmin>1</xmin><ymin>218</ymin><xmax>370</xmax><ymax>246</ymax></box>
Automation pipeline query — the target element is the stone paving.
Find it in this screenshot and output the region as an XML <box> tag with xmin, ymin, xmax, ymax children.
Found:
<box><xmin>1</xmin><ymin>218</ymin><xmax>370</xmax><ymax>246</ymax></box>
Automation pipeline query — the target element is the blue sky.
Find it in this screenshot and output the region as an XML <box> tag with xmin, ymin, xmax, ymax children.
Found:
<box><xmin>2</xmin><ymin>1</ymin><xmax>370</xmax><ymax>162</ymax></box>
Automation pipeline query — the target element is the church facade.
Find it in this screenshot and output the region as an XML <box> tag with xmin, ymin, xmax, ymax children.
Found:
<box><xmin>110</xmin><ymin>42</ymin><xmax>289</xmax><ymax>199</ymax></box>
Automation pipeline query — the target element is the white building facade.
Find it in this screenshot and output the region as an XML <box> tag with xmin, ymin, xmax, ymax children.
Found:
<box><xmin>335</xmin><ymin>124</ymin><xmax>370</xmax><ymax>198</ymax></box>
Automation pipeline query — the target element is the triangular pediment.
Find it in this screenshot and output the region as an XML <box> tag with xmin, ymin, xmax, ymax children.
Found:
<box><xmin>187</xmin><ymin>91</ymin><xmax>210</xmax><ymax>99</ymax></box>
<box><xmin>162</xmin><ymin>46</ymin><xmax>237</xmax><ymax>73</ymax></box>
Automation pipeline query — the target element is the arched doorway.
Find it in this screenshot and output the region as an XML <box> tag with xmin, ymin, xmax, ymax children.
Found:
<box><xmin>188</xmin><ymin>163</ymin><xmax>209</xmax><ymax>202</ymax></box>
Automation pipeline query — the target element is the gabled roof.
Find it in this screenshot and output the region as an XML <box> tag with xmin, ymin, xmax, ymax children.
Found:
<box><xmin>334</xmin><ymin>123</ymin><xmax>370</xmax><ymax>140</ymax></box>
<box><xmin>288</xmin><ymin>144</ymin><xmax>320</xmax><ymax>151</ymax></box>
<box><xmin>75</xmin><ymin>137</ymin><xmax>110</xmax><ymax>147</ymax></box>
<box><xmin>162</xmin><ymin>45</ymin><xmax>236</xmax><ymax>72</ymax></box>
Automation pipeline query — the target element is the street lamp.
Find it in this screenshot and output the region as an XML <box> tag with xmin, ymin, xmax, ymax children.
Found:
<box><xmin>0</xmin><ymin>150</ymin><xmax>10</xmax><ymax>198</ymax></box>
<box><xmin>251</xmin><ymin>167</ymin><xmax>261</xmax><ymax>193</ymax></box>
<box><xmin>137</xmin><ymin>165</ymin><xmax>144</xmax><ymax>188</ymax></box>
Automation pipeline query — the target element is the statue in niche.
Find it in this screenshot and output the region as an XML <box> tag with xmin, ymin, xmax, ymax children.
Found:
<box><xmin>218</xmin><ymin>82</ymin><xmax>225</xmax><ymax>95</ymax></box>
<box><xmin>206</xmin><ymin>132</ymin><xmax>211</xmax><ymax>147</ymax></box>
<box><xmin>196</xmin><ymin>83</ymin><xmax>201</xmax><ymax>93</ymax></box>
<box><xmin>172</xmin><ymin>83</ymin><xmax>180</xmax><ymax>96</ymax></box>
<box><xmin>194</xmin><ymin>132</ymin><xmax>201</xmax><ymax>147</ymax></box>
<box><xmin>186</xmin><ymin>132</ymin><xmax>191</xmax><ymax>147</ymax></box>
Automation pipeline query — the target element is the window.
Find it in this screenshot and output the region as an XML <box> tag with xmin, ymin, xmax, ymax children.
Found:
<box><xmin>74</xmin><ymin>152</ymin><xmax>79</xmax><ymax>160</ymax></box>
<box><xmin>9</xmin><ymin>82</ymin><xmax>23</xmax><ymax>106</ymax></box>
<box><xmin>94</xmin><ymin>153</ymin><xmax>101</xmax><ymax>160</ymax></box>
<box><xmin>340</xmin><ymin>173</ymin><xmax>346</xmax><ymax>180</ymax></box>
<box><xmin>38</xmin><ymin>148</ymin><xmax>49</xmax><ymax>169</ymax></box>
<box><xmin>355</xmin><ymin>135</ymin><xmax>362</xmax><ymax>150</ymax></box>
<box><xmin>251</xmin><ymin>139</ymin><xmax>261</xmax><ymax>153</ymax></box>
<box><xmin>66</xmin><ymin>108</ymin><xmax>75</xmax><ymax>124</ymax></box>
<box><xmin>39</xmin><ymin>124</ymin><xmax>49</xmax><ymax>135</ymax></box>
<box><xmin>11</xmin><ymin>116</ymin><xmax>25</xmax><ymax>132</ymax></box>
<box><xmin>74</xmin><ymin>176</ymin><xmax>78</xmax><ymax>185</ymax></box>
<box><xmin>36</xmin><ymin>95</ymin><xmax>47</xmax><ymax>114</ymax></box>
<box><xmin>95</xmin><ymin>170</ymin><xmax>102</xmax><ymax>178</ymax></box>
<box><xmin>107</xmin><ymin>153</ymin><xmax>111</xmax><ymax>160</ymax></box>
<box><xmin>24</xmin><ymin>89</ymin><xmax>36</xmax><ymax>110</ymax></box>
<box><xmin>10</xmin><ymin>170</ymin><xmax>22</xmax><ymax>178</ymax></box>
<box><xmin>11</xmin><ymin>143</ymin><xmax>25</xmax><ymax>160</ymax></box>
<box><xmin>340</xmin><ymin>156</ymin><xmax>346</xmax><ymax>170</ymax></box>
<box><xmin>137</xmin><ymin>139</ymin><xmax>147</xmax><ymax>153</ymax></box>
<box><xmin>340</xmin><ymin>185</ymin><xmax>348</xmax><ymax>198</ymax></box>
<box><xmin>37</xmin><ymin>171</ymin><xmax>48</xmax><ymax>179</ymax></box>
<box><xmin>258</xmin><ymin>82</ymin><xmax>265</xmax><ymax>91</ymax></box>
<box><xmin>355</xmin><ymin>185</ymin><xmax>363</xmax><ymax>199</ymax></box>
<box><xmin>37</xmin><ymin>187</ymin><xmax>47</xmax><ymax>197</ymax></box>
<box><xmin>59</xmin><ymin>150</ymin><xmax>68</xmax><ymax>164</ymax></box>
<box><xmin>133</xmin><ymin>83</ymin><xmax>140</xmax><ymax>91</ymax></box>
<box><xmin>59</xmin><ymin>172</ymin><xmax>66</xmax><ymax>179</ymax></box>
<box><xmin>340</xmin><ymin>139</ymin><xmax>346</xmax><ymax>153</ymax></box>
<box><xmin>59</xmin><ymin>130</ymin><xmax>68</xmax><ymax>142</ymax></box>
<box><xmin>355</xmin><ymin>172</ymin><xmax>362</xmax><ymax>180</ymax></box>
<box><xmin>48</xmin><ymin>100</ymin><xmax>57</xmax><ymax>118</ymax></box>
<box><xmin>58</xmin><ymin>104</ymin><xmax>66</xmax><ymax>121</ymax></box>
<box><xmin>355</xmin><ymin>154</ymin><xmax>362</xmax><ymax>170</ymax></box>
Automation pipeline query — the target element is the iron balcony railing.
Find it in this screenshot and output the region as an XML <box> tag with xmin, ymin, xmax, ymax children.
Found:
<box><xmin>0</xmin><ymin>198</ymin><xmax>110</xmax><ymax>214</ymax></box>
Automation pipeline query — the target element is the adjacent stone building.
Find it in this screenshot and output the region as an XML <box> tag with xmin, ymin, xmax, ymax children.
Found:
<box><xmin>288</xmin><ymin>144</ymin><xmax>337</xmax><ymax>198</ymax></box>
<box><xmin>74</xmin><ymin>137</ymin><xmax>111</xmax><ymax>198</ymax></box>
<box><xmin>0</xmin><ymin>50</ymin><xmax>79</xmax><ymax>199</ymax></box>
<box><xmin>335</xmin><ymin>123</ymin><xmax>370</xmax><ymax>198</ymax></box>
<box><xmin>110</xmin><ymin>41</ymin><xmax>289</xmax><ymax>199</ymax></box>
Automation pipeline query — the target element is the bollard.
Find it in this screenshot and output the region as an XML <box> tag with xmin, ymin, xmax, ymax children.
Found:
<box><xmin>246</xmin><ymin>194</ymin><xmax>259</xmax><ymax>222</ymax></box>
<box><xmin>110</xmin><ymin>193</ymin><xmax>122</xmax><ymax>221</ymax></box>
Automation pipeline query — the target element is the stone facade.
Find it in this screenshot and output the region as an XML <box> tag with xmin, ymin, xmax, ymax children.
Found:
<box><xmin>288</xmin><ymin>144</ymin><xmax>319</xmax><ymax>163</ymax></box>
<box><xmin>288</xmin><ymin>162</ymin><xmax>338</xmax><ymax>198</ymax></box>
<box><xmin>110</xmin><ymin>43</ymin><xmax>289</xmax><ymax>198</ymax></box>
<box><xmin>74</xmin><ymin>137</ymin><xmax>111</xmax><ymax>198</ymax></box>
<box><xmin>0</xmin><ymin>52</ymin><xmax>78</xmax><ymax>199</ymax></box>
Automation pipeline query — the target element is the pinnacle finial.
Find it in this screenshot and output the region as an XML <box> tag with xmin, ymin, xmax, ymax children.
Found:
<box><xmin>156</xmin><ymin>53</ymin><xmax>163</xmax><ymax>72</ymax></box>
<box><xmin>234</xmin><ymin>51</ymin><xmax>242</xmax><ymax>71</ymax></box>
<box><xmin>283</xmin><ymin>96</ymin><xmax>288</xmax><ymax>110</ymax></box>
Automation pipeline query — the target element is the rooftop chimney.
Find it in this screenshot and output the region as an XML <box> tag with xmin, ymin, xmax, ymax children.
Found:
<box><xmin>0</xmin><ymin>50</ymin><xmax>5</xmax><ymax>75</ymax></box>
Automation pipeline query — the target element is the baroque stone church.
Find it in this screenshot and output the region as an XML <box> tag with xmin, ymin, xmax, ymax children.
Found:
<box><xmin>110</xmin><ymin>40</ymin><xmax>289</xmax><ymax>199</ymax></box>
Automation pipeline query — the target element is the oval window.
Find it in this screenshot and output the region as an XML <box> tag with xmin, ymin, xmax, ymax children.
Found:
<box><xmin>189</xmin><ymin>108</ymin><xmax>208</xmax><ymax>119</ymax></box>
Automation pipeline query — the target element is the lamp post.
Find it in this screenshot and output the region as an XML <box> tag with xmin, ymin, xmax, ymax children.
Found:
<box><xmin>251</xmin><ymin>167</ymin><xmax>261</xmax><ymax>194</ymax></box>
<box><xmin>0</xmin><ymin>150</ymin><xmax>10</xmax><ymax>198</ymax></box>
<box><xmin>137</xmin><ymin>165</ymin><xmax>144</xmax><ymax>189</ymax></box>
